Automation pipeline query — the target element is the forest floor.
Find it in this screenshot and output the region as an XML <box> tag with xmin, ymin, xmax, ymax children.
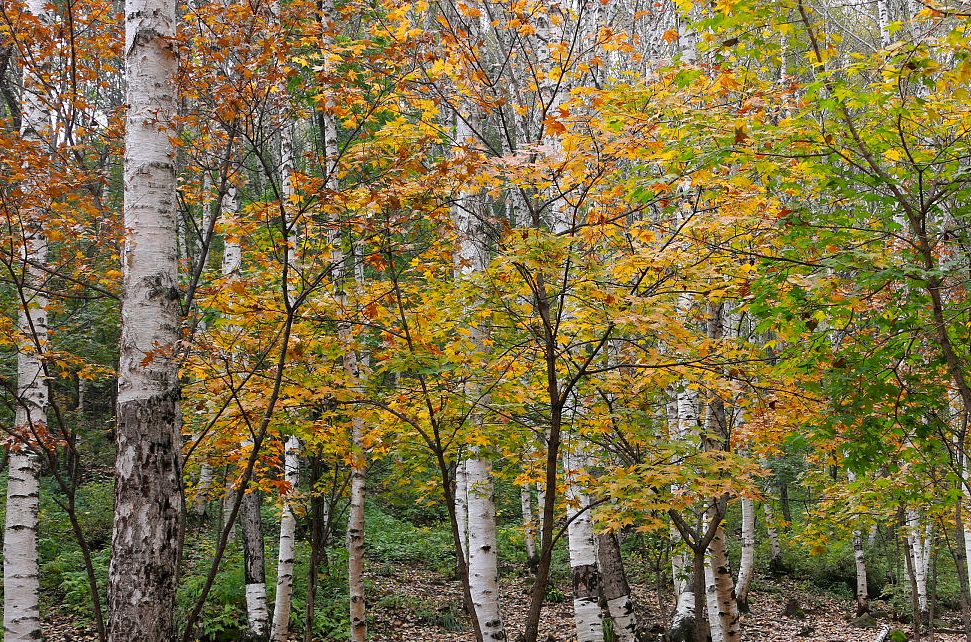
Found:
<box><xmin>42</xmin><ymin>563</ymin><xmax>966</xmax><ymax>641</ymax></box>
<box><xmin>365</xmin><ymin>564</ymin><xmax>964</xmax><ymax>642</ymax></box>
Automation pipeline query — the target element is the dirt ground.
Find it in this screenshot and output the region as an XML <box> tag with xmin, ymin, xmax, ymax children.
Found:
<box><xmin>43</xmin><ymin>566</ymin><xmax>966</xmax><ymax>641</ymax></box>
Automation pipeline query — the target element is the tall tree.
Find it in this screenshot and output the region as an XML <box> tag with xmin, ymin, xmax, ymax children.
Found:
<box><xmin>107</xmin><ymin>0</ymin><xmax>182</xmax><ymax>637</ymax></box>
<box><xmin>4</xmin><ymin>3</ymin><xmax>50</xmax><ymax>638</ymax></box>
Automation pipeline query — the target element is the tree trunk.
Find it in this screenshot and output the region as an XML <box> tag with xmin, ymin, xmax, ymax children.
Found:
<box><xmin>763</xmin><ymin>501</ymin><xmax>782</xmax><ymax>569</ymax></box>
<box><xmin>304</xmin><ymin>453</ymin><xmax>326</xmax><ymax>642</ymax></box>
<box><xmin>779</xmin><ymin>484</ymin><xmax>792</xmax><ymax>526</ymax></box>
<box><xmin>597</xmin><ymin>532</ymin><xmax>638</xmax><ymax>642</ymax></box>
<box><xmin>903</xmin><ymin>523</ymin><xmax>924</xmax><ymax>642</ymax></box>
<box><xmin>907</xmin><ymin>509</ymin><xmax>931</xmax><ymax>619</ymax></box>
<box><xmin>692</xmin><ymin>547</ymin><xmax>709</xmax><ymax>642</ymax></box>
<box><xmin>564</xmin><ymin>447</ymin><xmax>604</xmax><ymax>642</ymax></box>
<box><xmin>845</xmin><ymin>458</ymin><xmax>869</xmax><ymax>616</ymax></box>
<box><xmin>456</xmin><ymin>460</ymin><xmax>469</xmax><ymax>564</ymax></box>
<box><xmin>4</xmin><ymin>448</ymin><xmax>42</xmax><ymax>641</ymax></box>
<box><xmin>466</xmin><ymin>454</ymin><xmax>505</xmax><ymax>640</ymax></box>
<box><xmin>521</xmin><ymin>483</ymin><xmax>537</xmax><ymax>565</ymax></box>
<box><xmin>5</xmin><ymin>0</ymin><xmax>49</xmax><ymax>638</ymax></box>
<box><xmin>669</xmin><ymin>585</ymin><xmax>696</xmax><ymax>642</ymax></box>
<box><xmin>704</xmin><ymin>548</ymin><xmax>724</xmax><ymax>642</ymax></box>
<box><xmin>347</xmin><ymin>415</ymin><xmax>367</xmax><ymax>642</ymax></box>
<box><xmin>108</xmin><ymin>0</ymin><xmax>183</xmax><ymax>637</ymax></box>
<box><xmin>271</xmin><ymin>436</ymin><xmax>301</xmax><ymax>642</ymax></box>
<box><xmin>876</xmin><ymin>0</ymin><xmax>892</xmax><ymax>48</ymax></box>
<box><xmin>852</xmin><ymin>528</ymin><xmax>870</xmax><ymax>615</ymax></box>
<box><xmin>708</xmin><ymin>523</ymin><xmax>741</xmax><ymax>642</ymax></box>
<box><xmin>736</xmin><ymin>498</ymin><xmax>756</xmax><ymax>612</ymax></box>
<box><xmin>193</xmin><ymin>459</ymin><xmax>214</xmax><ymax>516</ymax></box>
<box><xmin>536</xmin><ymin>481</ymin><xmax>546</xmax><ymax>537</ymax></box>
<box><xmin>241</xmin><ymin>488</ymin><xmax>269</xmax><ymax>639</ymax></box>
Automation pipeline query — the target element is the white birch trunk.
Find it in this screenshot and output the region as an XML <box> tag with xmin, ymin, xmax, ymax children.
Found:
<box><xmin>564</xmin><ymin>447</ymin><xmax>604</xmax><ymax>642</ymax></box>
<box><xmin>963</xmin><ymin>452</ymin><xmax>971</xmax><ymax>600</ymax></box>
<box><xmin>706</xmin><ymin>522</ymin><xmax>740</xmax><ymax>642</ymax></box>
<box><xmin>701</xmin><ymin>505</ymin><xmax>741</xmax><ymax>642</ymax></box>
<box><xmin>906</xmin><ymin>509</ymin><xmax>930</xmax><ymax>615</ymax></box>
<box><xmin>5</xmin><ymin>0</ymin><xmax>50</xmax><ymax>637</ymax></box>
<box><xmin>669</xmin><ymin>589</ymin><xmax>696</xmax><ymax>642</ymax></box>
<box><xmin>704</xmin><ymin>550</ymin><xmax>723</xmax><ymax>642</ymax></box>
<box><xmin>536</xmin><ymin>482</ymin><xmax>546</xmax><ymax>537</ymax></box>
<box><xmin>192</xmin><ymin>459</ymin><xmax>214</xmax><ymax>516</ymax></box>
<box><xmin>451</xmin><ymin>81</ymin><xmax>505</xmax><ymax>639</ymax></box>
<box><xmin>467</xmin><ymin>454</ymin><xmax>506</xmax><ymax>640</ymax></box>
<box><xmin>876</xmin><ymin>0</ymin><xmax>892</xmax><ymax>49</ymax></box>
<box><xmin>456</xmin><ymin>460</ymin><xmax>469</xmax><ymax>563</ymax></box>
<box><xmin>852</xmin><ymin>530</ymin><xmax>869</xmax><ymax>614</ymax></box>
<box><xmin>4</xmin><ymin>449</ymin><xmax>42</xmax><ymax>642</ymax></box>
<box><xmin>108</xmin><ymin>0</ymin><xmax>183</xmax><ymax>635</ymax></box>
<box><xmin>521</xmin><ymin>484</ymin><xmax>537</xmax><ymax>562</ymax></box>
<box><xmin>346</xmin><ymin>412</ymin><xmax>367</xmax><ymax>642</ymax></box>
<box><xmin>671</xmin><ymin>526</ymin><xmax>691</xmax><ymax>597</ymax></box>
<box><xmin>597</xmin><ymin>532</ymin><xmax>638</xmax><ymax>642</ymax></box>
<box><xmin>270</xmin><ymin>436</ymin><xmax>301</xmax><ymax>642</ymax></box>
<box><xmin>336</xmin><ymin>233</ymin><xmax>367</xmax><ymax>642</ymax></box>
<box><xmin>735</xmin><ymin>498</ymin><xmax>756</xmax><ymax>611</ymax></box>
<box><xmin>846</xmin><ymin>469</ymin><xmax>869</xmax><ymax>614</ymax></box>
<box><xmin>241</xmin><ymin>484</ymin><xmax>269</xmax><ymax>639</ymax></box>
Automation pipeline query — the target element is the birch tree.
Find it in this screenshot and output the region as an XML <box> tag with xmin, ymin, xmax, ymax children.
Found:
<box><xmin>3</xmin><ymin>0</ymin><xmax>50</xmax><ymax>638</ymax></box>
<box><xmin>108</xmin><ymin>0</ymin><xmax>183</xmax><ymax>636</ymax></box>
<box><xmin>270</xmin><ymin>435</ymin><xmax>301</xmax><ymax>642</ymax></box>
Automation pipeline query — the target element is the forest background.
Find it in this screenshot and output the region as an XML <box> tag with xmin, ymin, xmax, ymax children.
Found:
<box><xmin>2</xmin><ymin>0</ymin><xmax>971</xmax><ymax>640</ymax></box>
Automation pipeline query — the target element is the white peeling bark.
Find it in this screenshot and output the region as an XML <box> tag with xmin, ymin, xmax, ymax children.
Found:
<box><xmin>467</xmin><ymin>455</ymin><xmax>506</xmax><ymax>640</ymax></box>
<box><xmin>4</xmin><ymin>449</ymin><xmax>42</xmax><ymax>642</ymax></box>
<box><xmin>271</xmin><ymin>436</ymin><xmax>301</xmax><ymax>642</ymax></box>
<box><xmin>906</xmin><ymin>509</ymin><xmax>931</xmax><ymax>616</ymax></box>
<box><xmin>876</xmin><ymin>0</ymin><xmax>892</xmax><ymax>49</ymax></box>
<box><xmin>563</xmin><ymin>446</ymin><xmax>604</xmax><ymax>642</ymax></box>
<box><xmin>704</xmin><ymin>551</ymin><xmax>723</xmax><ymax>642</ymax></box>
<box><xmin>346</xmin><ymin>411</ymin><xmax>367</xmax><ymax>642</ymax></box>
<box><xmin>669</xmin><ymin>588</ymin><xmax>696</xmax><ymax>642</ymax></box>
<box><xmin>108</xmin><ymin>0</ymin><xmax>183</xmax><ymax>636</ymax></box>
<box><xmin>846</xmin><ymin>469</ymin><xmax>869</xmax><ymax>614</ymax></box>
<box><xmin>703</xmin><ymin>408</ymin><xmax>740</xmax><ymax>641</ymax></box>
<box><xmin>521</xmin><ymin>484</ymin><xmax>537</xmax><ymax>563</ymax></box>
<box><xmin>852</xmin><ymin>530</ymin><xmax>869</xmax><ymax>614</ymax></box>
<box><xmin>5</xmin><ymin>0</ymin><xmax>50</xmax><ymax>637</ymax></box>
<box><xmin>735</xmin><ymin>498</ymin><xmax>756</xmax><ymax>611</ymax></box>
<box><xmin>456</xmin><ymin>460</ymin><xmax>469</xmax><ymax>563</ymax></box>
<box><xmin>597</xmin><ymin>532</ymin><xmax>638</xmax><ymax>642</ymax></box>
<box><xmin>451</xmin><ymin>88</ymin><xmax>505</xmax><ymax>639</ymax></box>
<box><xmin>707</xmin><ymin>522</ymin><xmax>740</xmax><ymax>642</ymax></box>
<box><xmin>240</xmin><ymin>483</ymin><xmax>269</xmax><ymax>639</ymax></box>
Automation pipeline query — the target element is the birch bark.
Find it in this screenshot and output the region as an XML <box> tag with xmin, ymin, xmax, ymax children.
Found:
<box><xmin>735</xmin><ymin>498</ymin><xmax>756</xmax><ymax>612</ymax></box>
<box><xmin>108</xmin><ymin>0</ymin><xmax>183</xmax><ymax>635</ymax></box>
<box><xmin>4</xmin><ymin>1</ymin><xmax>50</xmax><ymax>636</ymax></box>
<box><xmin>271</xmin><ymin>436</ymin><xmax>301</xmax><ymax>641</ymax></box>
<box><xmin>452</xmin><ymin>99</ymin><xmax>506</xmax><ymax>641</ymax></box>
<box><xmin>521</xmin><ymin>484</ymin><xmax>537</xmax><ymax>563</ymax></box>
<box><xmin>563</xmin><ymin>445</ymin><xmax>604</xmax><ymax>642</ymax></box>
<box><xmin>846</xmin><ymin>469</ymin><xmax>870</xmax><ymax>614</ymax></box>
<box><xmin>456</xmin><ymin>460</ymin><xmax>469</xmax><ymax>563</ymax></box>
<box><xmin>597</xmin><ymin>532</ymin><xmax>638</xmax><ymax>642</ymax></box>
